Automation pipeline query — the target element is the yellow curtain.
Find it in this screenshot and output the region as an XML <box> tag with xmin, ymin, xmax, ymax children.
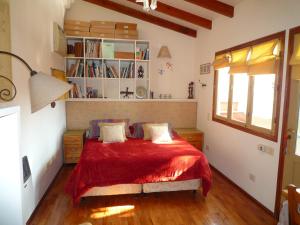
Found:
<box><xmin>248</xmin><ymin>39</ymin><xmax>279</xmax><ymax>75</ymax></box>
<box><xmin>51</xmin><ymin>68</ymin><xmax>69</xmax><ymax>100</ymax></box>
<box><xmin>290</xmin><ymin>34</ymin><xmax>300</xmax><ymax>80</ymax></box>
<box><xmin>229</xmin><ymin>47</ymin><xmax>250</xmax><ymax>74</ymax></box>
<box><xmin>213</xmin><ymin>53</ymin><xmax>230</xmax><ymax>70</ymax></box>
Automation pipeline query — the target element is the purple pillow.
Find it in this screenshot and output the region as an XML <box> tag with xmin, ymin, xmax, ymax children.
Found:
<box><xmin>130</xmin><ymin>122</ymin><xmax>173</xmax><ymax>139</ymax></box>
<box><xmin>88</xmin><ymin>119</ymin><xmax>130</xmax><ymax>139</ymax></box>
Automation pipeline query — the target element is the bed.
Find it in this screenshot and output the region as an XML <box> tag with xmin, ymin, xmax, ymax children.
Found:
<box><xmin>65</xmin><ymin>133</ymin><xmax>212</xmax><ymax>203</ymax></box>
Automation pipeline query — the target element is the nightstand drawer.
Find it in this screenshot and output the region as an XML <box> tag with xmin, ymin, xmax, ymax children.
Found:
<box><xmin>64</xmin><ymin>156</ymin><xmax>80</xmax><ymax>164</ymax></box>
<box><xmin>180</xmin><ymin>133</ymin><xmax>202</xmax><ymax>142</ymax></box>
<box><xmin>189</xmin><ymin>141</ymin><xmax>202</xmax><ymax>150</ymax></box>
<box><xmin>63</xmin><ymin>130</ymin><xmax>85</xmax><ymax>164</ymax></box>
<box><xmin>64</xmin><ymin>136</ymin><xmax>83</xmax><ymax>145</ymax></box>
<box><xmin>64</xmin><ymin>146</ymin><xmax>82</xmax><ymax>157</ymax></box>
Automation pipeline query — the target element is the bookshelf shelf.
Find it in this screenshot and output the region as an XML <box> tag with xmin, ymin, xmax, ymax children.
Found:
<box><xmin>66</xmin><ymin>36</ymin><xmax>150</xmax><ymax>100</ymax></box>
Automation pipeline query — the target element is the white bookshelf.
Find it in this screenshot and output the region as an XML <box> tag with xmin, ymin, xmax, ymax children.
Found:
<box><xmin>65</xmin><ymin>36</ymin><xmax>150</xmax><ymax>100</ymax></box>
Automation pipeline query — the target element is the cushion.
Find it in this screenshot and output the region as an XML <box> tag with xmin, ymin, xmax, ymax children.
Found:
<box><xmin>88</xmin><ymin>119</ymin><xmax>129</xmax><ymax>138</ymax></box>
<box><xmin>143</xmin><ymin>123</ymin><xmax>169</xmax><ymax>140</ymax></box>
<box><xmin>102</xmin><ymin>125</ymin><xmax>125</xmax><ymax>143</ymax></box>
<box><xmin>98</xmin><ymin>122</ymin><xmax>127</xmax><ymax>141</ymax></box>
<box><xmin>151</xmin><ymin>125</ymin><xmax>173</xmax><ymax>144</ymax></box>
<box><xmin>131</xmin><ymin>122</ymin><xmax>173</xmax><ymax>139</ymax></box>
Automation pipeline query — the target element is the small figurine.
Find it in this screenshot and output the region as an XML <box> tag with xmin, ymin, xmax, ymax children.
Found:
<box><xmin>120</xmin><ymin>87</ymin><xmax>134</xmax><ymax>99</ymax></box>
<box><xmin>188</xmin><ymin>82</ymin><xmax>194</xmax><ymax>99</ymax></box>
<box><xmin>138</xmin><ymin>65</ymin><xmax>144</xmax><ymax>78</ymax></box>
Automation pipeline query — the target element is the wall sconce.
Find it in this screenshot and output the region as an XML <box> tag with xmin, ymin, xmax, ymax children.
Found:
<box><xmin>0</xmin><ymin>51</ymin><xmax>72</xmax><ymax>113</ymax></box>
<box><xmin>157</xmin><ymin>45</ymin><xmax>172</xmax><ymax>75</ymax></box>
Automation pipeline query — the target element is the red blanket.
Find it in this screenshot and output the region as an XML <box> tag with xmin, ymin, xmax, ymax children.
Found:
<box><xmin>65</xmin><ymin>135</ymin><xmax>212</xmax><ymax>203</ymax></box>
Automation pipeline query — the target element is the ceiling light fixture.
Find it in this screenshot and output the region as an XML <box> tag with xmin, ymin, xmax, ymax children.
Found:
<box><xmin>136</xmin><ymin>0</ymin><xmax>157</xmax><ymax>12</ymax></box>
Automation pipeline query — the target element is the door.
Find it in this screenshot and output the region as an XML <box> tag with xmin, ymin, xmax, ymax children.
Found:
<box><xmin>282</xmin><ymin>28</ymin><xmax>300</xmax><ymax>190</ymax></box>
<box><xmin>282</xmin><ymin>80</ymin><xmax>300</xmax><ymax>188</ymax></box>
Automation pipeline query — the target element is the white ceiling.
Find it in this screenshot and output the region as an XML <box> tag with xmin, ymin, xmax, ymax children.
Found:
<box><xmin>109</xmin><ymin>0</ymin><xmax>243</xmax><ymax>31</ymax></box>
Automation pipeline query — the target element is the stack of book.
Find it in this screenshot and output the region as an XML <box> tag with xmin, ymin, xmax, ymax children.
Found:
<box><xmin>86</xmin><ymin>61</ymin><xmax>103</xmax><ymax>78</ymax></box>
<box><xmin>103</xmin><ymin>63</ymin><xmax>119</xmax><ymax>78</ymax></box>
<box><xmin>86</xmin><ymin>87</ymin><xmax>99</xmax><ymax>98</ymax></box>
<box><xmin>67</xmin><ymin>60</ymin><xmax>84</xmax><ymax>77</ymax></box>
<box><xmin>86</xmin><ymin>40</ymin><xmax>101</xmax><ymax>58</ymax></box>
<box><xmin>136</xmin><ymin>48</ymin><xmax>150</xmax><ymax>60</ymax></box>
<box><xmin>69</xmin><ymin>83</ymin><xmax>83</xmax><ymax>98</ymax></box>
<box><xmin>120</xmin><ymin>62</ymin><xmax>135</xmax><ymax>78</ymax></box>
<box><xmin>67</xmin><ymin>42</ymin><xmax>83</xmax><ymax>57</ymax></box>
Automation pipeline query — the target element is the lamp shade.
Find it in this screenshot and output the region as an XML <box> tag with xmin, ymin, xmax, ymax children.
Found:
<box><xmin>29</xmin><ymin>72</ymin><xmax>72</xmax><ymax>113</ymax></box>
<box><xmin>157</xmin><ymin>46</ymin><xmax>171</xmax><ymax>58</ymax></box>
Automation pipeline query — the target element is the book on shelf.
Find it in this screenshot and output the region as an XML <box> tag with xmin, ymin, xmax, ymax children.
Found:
<box><xmin>136</xmin><ymin>48</ymin><xmax>149</xmax><ymax>60</ymax></box>
<box><xmin>86</xmin><ymin>87</ymin><xmax>99</xmax><ymax>98</ymax></box>
<box><xmin>70</xmin><ymin>83</ymin><xmax>83</xmax><ymax>98</ymax></box>
<box><xmin>86</xmin><ymin>60</ymin><xmax>103</xmax><ymax>77</ymax></box>
<box><xmin>74</xmin><ymin>42</ymin><xmax>83</xmax><ymax>57</ymax></box>
<box><xmin>120</xmin><ymin>62</ymin><xmax>134</xmax><ymax>78</ymax></box>
<box><xmin>68</xmin><ymin>60</ymin><xmax>83</xmax><ymax>77</ymax></box>
<box><xmin>103</xmin><ymin>62</ymin><xmax>118</xmax><ymax>78</ymax></box>
<box><xmin>102</xmin><ymin>43</ymin><xmax>114</xmax><ymax>59</ymax></box>
<box><xmin>86</xmin><ymin>40</ymin><xmax>102</xmax><ymax>58</ymax></box>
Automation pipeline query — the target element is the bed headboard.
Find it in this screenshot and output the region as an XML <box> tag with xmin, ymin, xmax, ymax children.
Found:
<box><xmin>66</xmin><ymin>101</ymin><xmax>197</xmax><ymax>130</ymax></box>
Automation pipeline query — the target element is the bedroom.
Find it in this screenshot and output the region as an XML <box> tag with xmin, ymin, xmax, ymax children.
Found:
<box><xmin>0</xmin><ymin>0</ymin><xmax>300</xmax><ymax>224</ymax></box>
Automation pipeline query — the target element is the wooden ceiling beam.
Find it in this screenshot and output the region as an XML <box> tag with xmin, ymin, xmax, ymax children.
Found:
<box><xmin>84</xmin><ymin>0</ymin><xmax>197</xmax><ymax>37</ymax></box>
<box><xmin>126</xmin><ymin>0</ymin><xmax>212</xmax><ymax>29</ymax></box>
<box><xmin>184</xmin><ymin>0</ymin><xmax>234</xmax><ymax>18</ymax></box>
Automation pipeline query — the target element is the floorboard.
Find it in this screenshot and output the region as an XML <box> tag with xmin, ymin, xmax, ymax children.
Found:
<box><xmin>27</xmin><ymin>166</ymin><xmax>277</xmax><ymax>225</ymax></box>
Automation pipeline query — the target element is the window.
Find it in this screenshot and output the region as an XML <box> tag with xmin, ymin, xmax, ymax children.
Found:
<box><xmin>213</xmin><ymin>32</ymin><xmax>285</xmax><ymax>141</ymax></box>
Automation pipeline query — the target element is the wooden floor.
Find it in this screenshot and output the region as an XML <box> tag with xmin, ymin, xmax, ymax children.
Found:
<box><xmin>28</xmin><ymin>166</ymin><xmax>277</xmax><ymax>225</ymax></box>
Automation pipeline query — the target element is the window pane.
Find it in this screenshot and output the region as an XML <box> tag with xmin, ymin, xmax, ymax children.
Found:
<box><xmin>216</xmin><ymin>68</ymin><xmax>230</xmax><ymax>118</ymax></box>
<box><xmin>252</xmin><ymin>74</ymin><xmax>275</xmax><ymax>130</ymax></box>
<box><xmin>231</xmin><ymin>74</ymin><xmax>249</xmax><ymax>123</ymax></box>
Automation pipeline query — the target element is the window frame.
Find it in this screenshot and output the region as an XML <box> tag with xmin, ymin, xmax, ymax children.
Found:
<box><xmin>212</xmin><ymin>31</ymin><xmax>286</xmax><ymax>142</ymax></box>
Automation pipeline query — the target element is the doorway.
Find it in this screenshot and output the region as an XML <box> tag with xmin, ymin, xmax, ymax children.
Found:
<box><xmin>275</xmin><ymin>26</ymin><xmax>300</xmax><ymax>217</ymax></box>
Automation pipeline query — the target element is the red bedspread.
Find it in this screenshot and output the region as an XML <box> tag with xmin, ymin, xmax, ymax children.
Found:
<box><xmin>65</xmin><ymin>134</ymin><xmax>212</xmax><ymax>203</ymax></box>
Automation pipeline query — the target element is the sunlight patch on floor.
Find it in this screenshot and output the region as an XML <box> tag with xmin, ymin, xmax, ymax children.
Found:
<box><xmin>90</xmin><ymin>205</ymin><xmax>135</xmax><ymax>219</ymax></box>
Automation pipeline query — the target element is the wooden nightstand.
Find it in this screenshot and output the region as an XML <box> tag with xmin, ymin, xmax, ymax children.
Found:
<box><xmin>63</xmin><ymin>130</ymin><xmax>86</xmax><ymax>164</ymax></box>
<box><xmin>174</xmin><ymin>128</ymin><xmax>204</xmax><ymax>151</ymax></box>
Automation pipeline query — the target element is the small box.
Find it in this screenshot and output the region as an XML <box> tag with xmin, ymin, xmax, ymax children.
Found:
<box><xmin>115</xmin><ymin>34</ymin><xmax>138</xmax><ymax>40</ymax></box>
<box><xmin>89</xmin><ymin>32</ymin><xmax>115</xmax><ymax>38</ymax></box>
<box><xmin>64</xmin><ymin>20</ymin><xmax>90</xmax><ymax>27</ymax></box>
<box><xmin>115</xmin><ymin>22</ymin><xmax>137</xmax><ymax>30</ymax></box>
<box><xmin>64</xmin><ymin>24</ymin><xmax>90</xmax><ymax>32</ymax></box>
<box><xmin>115</xmin><ymin>52</ymin><xmax>135</xmax><ymax>59</ymax></box>
<box><xmin>65</xmin><ymin>30</ymin><xmax>90</xmax><ymax>37</ymax></box>
<box><xmin>90</xmin><ymin>27</ymin><xmax>115</xmax><ymax>34</ymax></box>
<box><xmin>115</xmin><ymin>29</ymin><xmax>138</xmax><ymax>35</ymax></box>
<box><xmin>90</xmin><ymin>21</ymin><xmax>116</xmax><ymax>29</ymax></box>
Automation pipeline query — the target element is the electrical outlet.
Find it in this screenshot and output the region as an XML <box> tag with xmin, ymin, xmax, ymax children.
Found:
<box><xmin>205</xmin><ymin>145</ymin><xmax>210</xmax><ymax>151</ymax></box>
<box><xmin>257</xmin><ymin>144</ymin><xmax>274</xmax><ymax>156</ymax></box>
<box><xmin>249</xmin><ymin>173</ymin><xmax>256</xmax><ymax>182</ymax></box>
<box><xmin>207</xmin><ymin>113</ymin><xmax>211</xmax><ymax>121</ymax></box>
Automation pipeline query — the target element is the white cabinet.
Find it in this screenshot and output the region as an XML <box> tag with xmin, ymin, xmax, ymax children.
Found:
<box><xmin>0</xmin><ymin>106</ymin><xmax>23</xmax><ymax>225</ymax></box>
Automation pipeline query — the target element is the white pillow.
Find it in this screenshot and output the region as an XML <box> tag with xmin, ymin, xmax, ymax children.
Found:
<box><xmin>102</xmin><ymin>125</ymin><xmax>126</xmax><ymax>143</ymax></box>
<box><xmin>150</xmin><ymin>125</ymin><xmax>172</xmax><ymax>144</ymax></box>
<box><xmin>98</xmin><ymin>122</ymin><xmax>127</xmax><ymax>141</ymax></box>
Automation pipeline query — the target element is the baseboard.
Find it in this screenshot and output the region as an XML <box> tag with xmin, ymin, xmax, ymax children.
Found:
<box><xmin>26</xmin><ymin>165</ymin><xmax>64</xmax><ymax>225</ymax></box>
<box><xmin>210</xmin><ymin>165</ymin><xmax>275</xmax><ymax>218</ymax></box>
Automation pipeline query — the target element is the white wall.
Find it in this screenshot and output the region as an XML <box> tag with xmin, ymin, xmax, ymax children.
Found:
<box><xmin>0</xmin><ymin>0</ymin><xmax>68</xmax><ymax>223</ymax></box>
<box><xmin>196</xmin><ymin>0</ymin><xmax>300</xmax><ymax>211</ymax></box>
<box><xmin>65</xmin><ymin>0</ymin><xmax>197</xmax><ymax>99</ymax></box>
